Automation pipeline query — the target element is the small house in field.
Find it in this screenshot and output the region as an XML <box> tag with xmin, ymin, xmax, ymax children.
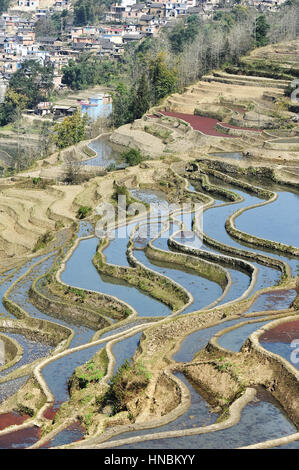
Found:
<box><xmin>52</xmin><ymin>105</ymin><xmax>78</xmax><ymax>117</ymax></box>
<box><xmin>36</xmin><ymin>101</ymin><xmax>52</xmax><ymax>116</ymax></box>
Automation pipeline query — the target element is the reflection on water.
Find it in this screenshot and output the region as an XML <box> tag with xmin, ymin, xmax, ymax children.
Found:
<box><xmin>237</xmin><ymin>191</ymin><xmax>299</xmax><ymax>248</ymax></box>
<box><xmin>62</xmin><ymin>237</ymin><xmax>171</xmax><ymax>317</ymax></box>
<box><xmin>247</xmin><ymin>289</ymin><xmax>297</xmax><ymax>313</ymax></box>
<box><xmin>81</xmin><ymin>137</ymin><xmax>122</xmax><ymax>167</ymax></box>
<box><xmin>218</xmin><ymin>320</ymin><xmax>269</xmax><ymax>352</ymax></box>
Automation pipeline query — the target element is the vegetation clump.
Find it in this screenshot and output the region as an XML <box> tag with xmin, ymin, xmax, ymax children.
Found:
<box><xmin>77</xmin><ymin>205</ymin><xmax>92</xmax><ymax>219</ymax></box>
<box><xmin>53</xmin><ymin>111</ymin><xmax>88</xmax><ymax>150</ymax></box>
<box><xmin>103</xmin><ymin>359</ymin><xmax>151</xmax><ymax>415</ymax></box>
<box><xmin>121</xmin><ymin>148</ymin><xmax>143</xmax><ymax>167</ymax></box>
<box><xmin>72</xmin><ymin>349</ymin><xmax>108</xmax><ymax>390</ymax></box>
<box><xmin>33</xmin><ymin>231</ymin><xmax>53</xmax><ymax>252</ymax></box>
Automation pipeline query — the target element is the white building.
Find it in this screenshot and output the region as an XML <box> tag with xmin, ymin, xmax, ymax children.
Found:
<box><xmin>17</xmin><ymin>0</ymin><xmax>40</xmax><ymax>10</ymax></box>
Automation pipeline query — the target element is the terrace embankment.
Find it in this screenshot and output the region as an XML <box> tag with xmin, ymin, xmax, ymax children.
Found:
<box><xmin>0</xmin><ymin>39</ymin><xmax>299</xmax><ymax>450</ymax></box>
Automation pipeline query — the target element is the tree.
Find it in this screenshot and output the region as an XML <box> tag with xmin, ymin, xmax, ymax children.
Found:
<box><xmin>9</xmin><ymin>60</ymin><xmax>54</xmax><ymax>107</ymax></box>
<box><xmin>73</xmin><ymin>0</ymin><xmax>95</xmax><ymax>25</ymax></box>
<box><xmin>63</xmin><ymin>159</ymin><xmax>86</xmax><ymax>184</ymax></box>
<box><xmin>112</xmin><ymin>83</ymin><xmax>133</xmax><ymax>128</ymax></box>
<box><xmin>77</xmin><ymin>206</ymin><xmax>92</xmax><ymax>219</ymax></box>
<box><xmin>53</xmin><ymin>111</ymin><xmax>88</xmax><ymax>149</ymax></box>
<box><xmin>62</xmin><ymin>55</ymin><xmax>119</xmax><ymax>90</ymax></box>
<box><xmin>131</xmin><ymin>74</ymin><xmax>152</xmax><ymax>120</ymax></box>
<box><xmin>34</xmin><ymin>17</ymin><xmax>57</xmax><ymax>38</ymax></box>
<box><xmin>0</xmin><ymin>0</ymin><xmax>10</xmax><ymax>14</ymax></box>
<box><xmin>255</xmin><ymin>15</ymin><xmax>270</xmax><ymax>47</ymax></box>
<box><xmin>149</xmin><ymin>53</ymin><xmax>177</xmax><ymax>102</ymax></box>
<box><xmin>0</xmin><ymin>89</ymin><xmax>29</xmax><ymax>125</ymax></box>
<box><xmin>38</xmin><ymin>121</ymin><xmax>53</xmax><ymax>157</ymax></box>
<box><xmin>73</xmin><ymin>0</ymin><xmax>114</xmax><ymax>25</ymax></box>
<box><xmin>168</xmin><ymin>16</ymin><xmax>200</xmax><ymax>53</ymax></box>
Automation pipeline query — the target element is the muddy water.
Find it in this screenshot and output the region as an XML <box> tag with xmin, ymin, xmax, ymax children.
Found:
<box><xmin>104</xmin><ymin>221</ymin><xmax>163</xmax><ymax>267</ymax></box>
<box><xmin>205</xmin><ymin>175</ymin><xmax>299</xmax><ymax>275</ymax></box>
<box><xmin>111</xmin><ymin>332</ymin><xmax>142</xmax><ymax>375</ymax></box>
<box><xmin>173</xmin><ymin>318</ymin><xmax>245</xmax><ymax>363</ymax></box>
<box><xmin>61</xmin><ymin>237</ymin><xmax>170</xmax><ymax>317</ymax></box>
<box><xmin>273</xmin><ymin>440</ymin><xmax>299</xmax><ymax>449</ymax></box>
<box><xmin>170</xmin><ymin>227</ymin><xmax>251</xmax><ymax>306</ymax></box>
<box><xmin>246</xmin><ymin>289</ymin><xmax>297</xmax><ymax>313</ymax></box>
<box><xmin>103</xmin><ymin>222</ymin><xmax>139</xmax><ymax>268</ymax></box>
<box><xmin>129</xmin><ymin>190</ymin><xmax>232</xmax><ymax>310</ymax></box>
<box><xmin>197</xmin><ymin>189</ymin><xmax>282</xmax><ymax>289</ymax></box>
<box><xmin>37</xmin><ymin>332</ymin><xmax>142</xmax><ymax>445</ymax></box>
<box><xmin>38</xmin><ymin>332</ymin><xmax>143</xmax><ymax>447</ymax></box>
<box><xmin>0</xmin><ymin>180</ymin><xmax>298</xmax><ymax>449</ymax></box>
<box><xmin>166</xmin><ymin>216</ymin><xmax>251</xmax><ymax>305</ymax></box>
<box><xmin>0</xmin><ymin>376</ymin><xmax>29</xmax><ymax>405</ymax></box>
<box><xmin>100</xmin><ymin>320</ymin><xmax>150</xmax><ymax>340</ymax></box>
<box><xmin>0</xmin><ymin>256</ymin><xmax>61</xmax><ymax>384</ymax></box>
<box><xmin>103</xmin><ymin>188</ymin><xmax>168</xmax><ymax>267</ymax></box>
<box><xmin>0</xmin><ymin>411</ymin><xmax>31</xmax><ymax>430</ymax></box>
<box><xmin>172</xmin><ymin>203</ymin><xmax>278</xmax><ymax>301</ymax></box>
<box><xmin>77</xmin><ymin>221</ymin><xmax>94</xmax><ymax>238</ymax></box>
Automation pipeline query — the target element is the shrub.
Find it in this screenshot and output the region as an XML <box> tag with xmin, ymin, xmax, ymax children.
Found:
<box><xmin>103</xmin><ymin>359</ymin><xmax>151</xmax><ymax>415</ymax></box>
<box><xmin>33</xmin><ymin>231</ymin><xmax>53</xmax><ymax>252</ymax></box>
<box><xmin>121</xmin><ymin>148</ymin><xmax>143</xmax><ymax>166</ymax></box>
<box><xmin>106</xmin><ymin>162</ymin><xmax>117</xmax><ymax>172</ymax></box>
<box><xmin>77</xmin><ymin>206</ymin><xmax>92</xmax><ymax>219</ymax></box>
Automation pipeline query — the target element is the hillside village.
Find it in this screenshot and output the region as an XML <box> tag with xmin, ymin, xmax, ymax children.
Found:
<box><xmin>0</xmin><ymin>0</ymin><xmax>289</xmax><ymax>101</ymax></box>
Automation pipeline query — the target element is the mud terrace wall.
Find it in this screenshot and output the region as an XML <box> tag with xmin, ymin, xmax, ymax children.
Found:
<box><xmin>0</xmin><ymin>332</ymin><xmax>22</xmax><ymax>372</ymax></box>
<box><xmin>76</xmin><ymin>387</ymin><xmax>256</xmax><ymax>449</ymax></box>
<box><xmin>215</xmin><ymin>122</ymin><xmax>262</xmax><ymax>137</ymax></box>
<box><xmin>194</xmin><ymin>158</ymin><xmax>299</xmax><ymax>191</ymax></box>
<box><xmin>29</xmin><ymin>285</ymin><xmax>111</xmax><ymax>331</ymax></box>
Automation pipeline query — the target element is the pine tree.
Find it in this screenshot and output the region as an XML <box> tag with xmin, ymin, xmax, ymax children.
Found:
<box><xmin>131</xmin><ymin>74</ymin><xmax>151</xmax><ymax>120</ymax></box>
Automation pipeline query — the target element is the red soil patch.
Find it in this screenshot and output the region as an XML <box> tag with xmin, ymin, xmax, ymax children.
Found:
<box><xmin>43</xmin><ymin>404</ymin><xmax>58</xmax><ymax>421</ymax></box>
<box><xmin>158</xmin><ymin>111</ymin><xmax>262</xmax><ymax>136</ymax></box>
<box><xmin>160</xmin><ymin>111</ymin><xmax>229</xmax><ymax>137</ymax></box>
<box><xmin>0</xmin><ymin>425</ymin><xmax>40</xmax><ymax>449</ymax></box>
<box><xmin>0</xmin><ymin>411</ymin><xmax>30</xmax><ymax>431</ymax></box>
<box><xmin>260</xmin><ymin>320</ymin><xmax>299</xmax><ymax>344</ymax></box>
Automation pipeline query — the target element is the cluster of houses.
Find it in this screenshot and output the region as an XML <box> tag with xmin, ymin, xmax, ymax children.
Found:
<box><xmin>35</xmin><ymin>94</ymin><xmax>113</xmax><ymax>121</ymax></box>
<box><xmin>0</xmin><ymin>0</ymin><xmax>288</xmax><ymax>102</ymax></box>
